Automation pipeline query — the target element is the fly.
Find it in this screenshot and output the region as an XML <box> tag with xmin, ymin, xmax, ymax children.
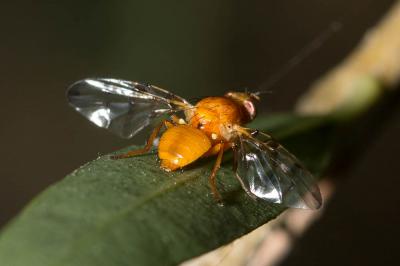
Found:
<box><xmin>67</xmin><ymin>78</ymin><xmax>322</xmax><ymax>209</ymax></box>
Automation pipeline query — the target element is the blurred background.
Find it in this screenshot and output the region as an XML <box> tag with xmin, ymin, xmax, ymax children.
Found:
<box><xmin>1</xmin><ymin>1</ymin><xmax>399</xmax><ymax>265</ymax></box>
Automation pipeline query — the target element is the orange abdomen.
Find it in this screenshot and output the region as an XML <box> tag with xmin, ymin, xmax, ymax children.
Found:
<box><xmin>158</xmin><ymin>125</ymin><xmax>211</xmax><ymax>171</ymax></box>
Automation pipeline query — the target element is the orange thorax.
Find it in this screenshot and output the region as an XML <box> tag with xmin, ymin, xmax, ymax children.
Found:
<box><xmin>188</xmin><ymin>97</ymin><xmax>244</xmax><ymax>143</ymax></box>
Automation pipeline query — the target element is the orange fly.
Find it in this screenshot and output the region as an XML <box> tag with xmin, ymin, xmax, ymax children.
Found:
<box><xmin>67</xmin><ymin>78</ymin><xmax>322</xmax><ymax>209</ymax></box>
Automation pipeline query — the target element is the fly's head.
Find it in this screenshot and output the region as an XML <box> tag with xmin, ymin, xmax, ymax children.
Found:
<box><xmin>224</xmin><ymin>92</ymin><xmax>259</xmax><ymax>123</ymax></box>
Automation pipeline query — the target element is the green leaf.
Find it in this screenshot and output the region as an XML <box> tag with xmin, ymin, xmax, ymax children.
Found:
<box><xmin>0</xmin><ymin>114</ymin><xmax>334</xmax><ymax>266</ymax></box>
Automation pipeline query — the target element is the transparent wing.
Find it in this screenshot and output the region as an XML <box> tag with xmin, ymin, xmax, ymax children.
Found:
<box><xmin>234</xmin><ymin>135</ymin><xmax>322</xmax><ymax>209</ymax></box>
<box><xmin>67</xmin><ymin>78</ymin><xmax>192</xmax><ymax>139</ymax></box>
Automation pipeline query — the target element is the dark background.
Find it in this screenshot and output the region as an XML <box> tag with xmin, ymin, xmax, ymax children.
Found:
<box><xmin>0</xmin><ymin>1</ymin><xmax>399</xmax><ymax>265</ymax></box>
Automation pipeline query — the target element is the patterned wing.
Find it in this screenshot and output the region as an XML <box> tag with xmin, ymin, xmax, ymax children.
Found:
<box><xmin>67</xmin><ymin>78</ymin><xmax>192</xmax><ymax>139</ymax></box>
<box><xmin>234</xmin><ymin>135</ymin><xmax>322</xmax><ymax>209</ymax></box>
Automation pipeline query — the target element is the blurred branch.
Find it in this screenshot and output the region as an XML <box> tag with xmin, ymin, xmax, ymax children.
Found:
<box><xmin>296</xmin><ymin>0</ymin><xmax>400</xmax><ymax>118</ymax></box>
<box><xmin>183</xmin><ymin>1</ymin><xmax>400</xmax><ymax>266</ymax></box>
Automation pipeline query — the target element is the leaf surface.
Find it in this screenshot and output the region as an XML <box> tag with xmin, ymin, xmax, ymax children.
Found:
<box><xmin>0</xmin><ymin>114</ymin><xmax>333</xmax><ymax>266</ymax></box>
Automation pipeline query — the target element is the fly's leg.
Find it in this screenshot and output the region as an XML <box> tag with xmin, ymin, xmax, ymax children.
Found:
<box><xmin>232</xmin><ymin>143</ymin><xmax>257</xmax><ymax>200</ymax></box>
<box><xmin>208</xmin><ymin>142</ymin><xmax>225</xmax><ymax>202</ymax></box>
<box><xmin>110</xmin><ymin>120</ymin><xmax>173</xmax><ymax>159</ymax></box>
<box><xmin>170</xmin><ymin>114</ymin><xmax>185</xmax><ymax>124</ymax></box>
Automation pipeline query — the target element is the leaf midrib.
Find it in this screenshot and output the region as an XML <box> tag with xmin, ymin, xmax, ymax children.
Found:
<box><xmin>57</xmin><ymin>158</ymin><xmax>214</xmax><ymax>264</ymax></box>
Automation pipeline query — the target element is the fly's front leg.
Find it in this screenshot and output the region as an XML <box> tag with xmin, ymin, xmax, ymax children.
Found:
<box><xmin>111</xmin><ymin>120</ymin><xmax>172</xmax><ymax>159</ymax></box>
<box><xmin>208</xmin><ymin>142</ymin><xmax>225</xmax><ymax>202</ymax></box>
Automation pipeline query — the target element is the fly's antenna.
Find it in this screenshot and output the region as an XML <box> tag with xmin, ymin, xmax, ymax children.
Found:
<box><xmin>253</xmin><ymin>21</ymin><xmax>343</xmax><ymax>97</ymax></box>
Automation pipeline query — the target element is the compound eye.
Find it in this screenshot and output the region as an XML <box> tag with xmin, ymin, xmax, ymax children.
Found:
<box><xmin>243</xmin><ymin>100</ymin><xmax>256</xmax><ymax>120</ymax></box>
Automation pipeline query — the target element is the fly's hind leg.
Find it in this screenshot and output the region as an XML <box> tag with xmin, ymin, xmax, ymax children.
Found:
<box><xmin>208</xmin><ymin>142</ymin><xmax>226</xmax><ymax>202</ymax></box>
<box><xmin>232</xmin><ymin>142</ymin><xmax>257</xmax><ymax>200</ymax></box>
<box><xmin>110</xmin><ymin>120</ymin><xmax>174</xmax><ymax>159</ymax></box>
